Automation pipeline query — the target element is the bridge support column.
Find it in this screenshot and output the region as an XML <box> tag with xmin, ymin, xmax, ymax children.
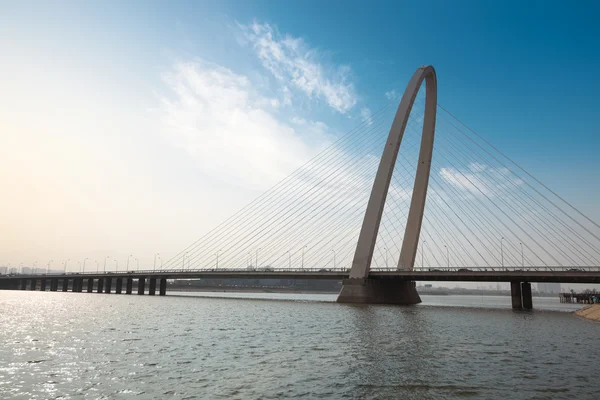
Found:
<box><xmin>62</xmin><ymin>278</ymin><xmax>69</xmax><ymax>292</ymax></box>
<box><xmin>337</xmin><ymin>279</ymin><xmax>421</xmax><ymax>305</ymax></box>
<box><xmin>104</xmin><ymin>277</ymin><xmax>112</xmax><ymax>294</ymax></box>
<box><xmin>115</xmin><ymin>278</ymin><xmax>123</xmax><ymax>294</ymax></box>
<box><xmin>521</xmin><ymin>282</ymin><xmax>532</xmax><ymax>310</ymax></box>
<box><xmin>137</xmin><ymin>277</ymin><xmax>145</xmax><ymax>295</ymax></box>
<box><xmin>97</xmin><ymin>278</ymin><xmax>104</xmax><ymax>293</ymax></box>
<box><xmin>50</xmin><ymin>278</ymin><xmax>58</xmax><ymax>291</ymax></box>
<box><xmin>87</xmin><ymin>278</ymin><xmax>94</xmax><ymax>292</ymax></box>
<box><xmin>511</xmin><ymin>282</ymin><xmax>522</xmax><ymax>309</ymax></box>
<box><xmin>40</xmin><ymin>279</ymin><xmax>47</xmax><ymax>291</ymax></box>
<box><xmin>74</xmin><ymin>278</ymin><xmax>82</xmax><ymax>292</ymax></box>
<box><xmin>30</xmin><ymin>278</ymin><xmax>37</xmax><ymax>290</ymax></box>
<box><xmin>159</xmin><ymin>278</ymin><xmax>167</xmax><ymax>296</ymax></box>
<box><xmin>20</xmin><ymin>279</ymin><xmax>27</xmax><ymax>290</ymax></box>
<box><xmin>149</xmin><ymin>278</ymin><xmax>156</xmax><ymax>295</ymax></box>
<box><xmin>126</xmin><ymin>278</ymin><xmax>133</xmax><ymax>294</ymax></box>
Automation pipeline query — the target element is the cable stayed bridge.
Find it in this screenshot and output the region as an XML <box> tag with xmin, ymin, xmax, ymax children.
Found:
<box><xmin>2</xmin><ymin>66</ymin><xmax>599</xmax><ymax>309</ymax></box>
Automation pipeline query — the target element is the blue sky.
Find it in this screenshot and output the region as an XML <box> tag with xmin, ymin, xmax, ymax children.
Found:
<box><xmin>1</xmin><ymin>0</ymin><xmax>598</xmax><ymax>270</ymax></box>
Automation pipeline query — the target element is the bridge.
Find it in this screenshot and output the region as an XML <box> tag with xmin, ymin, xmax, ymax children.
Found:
<box><xmin>2</xmin><ymin>65</ymin><xmax>599</xmax><ymax>310</ymax></box>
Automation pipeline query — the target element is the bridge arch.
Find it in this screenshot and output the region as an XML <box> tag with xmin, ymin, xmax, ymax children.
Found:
<box><xmin>349</xmin><ymin>65</ymin><xmax>437</xmax><ymax>279</ymax></box>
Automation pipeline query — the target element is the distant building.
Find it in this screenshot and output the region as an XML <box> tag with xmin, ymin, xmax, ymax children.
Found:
<box><xmin>538</xmin><ymin>282</ymin><xmax>561</xmax><ymax>294</ymax></box>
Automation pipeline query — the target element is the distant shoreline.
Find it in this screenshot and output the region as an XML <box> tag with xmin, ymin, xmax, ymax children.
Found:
<box><xmin>168</xmin><ymin>286</ymin><xmax>459</xmax><ymax>296</ymax></box>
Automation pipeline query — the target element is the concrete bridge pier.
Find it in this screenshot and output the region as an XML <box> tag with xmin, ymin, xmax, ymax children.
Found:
<box><xmin>75</xmin><ymin>278</ymin><xmax>83</xmax><ymax>292</ymax></box>
<box><xmin>149</xmin><ymin>278</ymin><xmax>156</xmax><ymax>295</ymax></box>
<box><xmin>50</xmin><ymin>278</ymin><xmax>58</xmax><ymax>291</ymax></box>
<box><xmin>87</xmin><ymin>278</ymin><xmax>94</xmax><ymax>292</ymax></box>
<box><xmin>511</xmin><ymin>282</ymin><xmax>522</xmax><ymax>309</ymax></box>
<box><xmin>126</xmin><ymin>278</ymin><xmax>133</xmax><ymax>294</ymax></box>
<box><xmin>104</xmin><ymin>278</ymin><xmax>112</xmax><ymax>294</ymax></box>
<box><xmin>61</xmin><ymin>278</ymin><xmax>69</xmax><ymax>292</ymax></box>
<box><xmin>97</xmin><ymin>278</ymin><xmax>104</xmax><ymax>293</ymax></box>
<box><xmin>511</xmin><ymin>281</ymin><xmax>533</xmax><ymax>310</ymax></box>
<box><xmin>40</xmin><ymin>279</ymin><xmax>47</xmax><ymax>291</ymax></box>
<box><xmin>20</xmin><ymin>279</ymin><xmax>27</xmax><ymax>290</ymax></box>
<box><xmin>115</xmin><ymin>278</ymin><xmax>123</xmax><ymax>294</ymax></box>
<box><xmin>159</xmin><ymin>278</ymin><xmax>167</xmax><ymax>296</ymax></box>
<box><xmin>30</xmin><ymin>278</ymin><xmax>37</xmax><ymax>290</ymax></box>
<box><xmin>521</xmin><ymin>282</ymin><xmax>533</xmax><ymax>310</ymax></box>
<box><xmin>337</xmin><ymin>279</ymin><xmax>421</xmax><ymax>305</ymax></box>
<box><xmin>137</xmin><ymin>277</ymin><xmax>145</xmax><ymax>295</ymax></box>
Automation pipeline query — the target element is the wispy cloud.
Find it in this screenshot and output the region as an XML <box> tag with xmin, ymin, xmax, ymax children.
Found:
<box><xmin>360</xmin><ymin>107</ymin><xmax>372</xmax><ymax>126</ymax></box>
<box><xmin>159</xmin><ymin>59</ymin><xmax>333</xmax><ymax>189</ymax></box>
<box><xmin>240</xmin><ymin>22</ymin><xmax>357</xmax><ymax>114</ymax></box>
<box><xmin>385</xmin><ymin>90</ymin><xmax>398</xmax><ymax>101</ymax></box>
<box><xmin>439</xmin><ymin>163</ymin><xmax>523</xmax><ymax>197</ymax></box>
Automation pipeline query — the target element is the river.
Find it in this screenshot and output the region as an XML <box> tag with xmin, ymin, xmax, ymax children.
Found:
<box><xmin>1</xmin><ymin>291</ymin><xmax>598</xmax><ymax>399</ymax></box>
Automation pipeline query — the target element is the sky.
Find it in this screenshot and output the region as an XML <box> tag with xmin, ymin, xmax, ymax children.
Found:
<box><xmin>1</xmin><ymin>0</ymin><xmax>599</xmax><ymax>277</ymax></box>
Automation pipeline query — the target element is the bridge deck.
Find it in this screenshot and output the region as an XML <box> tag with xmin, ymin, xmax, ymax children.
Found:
<box><xmin>2</xmin><ymin>267</ymin><xmax>600</xmax><ymax>284</ymax></box>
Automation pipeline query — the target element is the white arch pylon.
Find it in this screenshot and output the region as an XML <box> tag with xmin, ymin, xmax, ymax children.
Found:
<box><xmin>349</xmin><ymin>65</ymin><xmax>437</xmax><ymax>279</ymax></box>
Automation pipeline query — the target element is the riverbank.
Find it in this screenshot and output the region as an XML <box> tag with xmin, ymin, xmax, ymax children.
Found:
<box><xmin>575</xmin><ymin>304</ymin><xmax>600</xmax><ymax>322</ymax></box>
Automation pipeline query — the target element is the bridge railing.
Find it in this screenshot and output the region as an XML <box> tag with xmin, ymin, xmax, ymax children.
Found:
<box><xmin>2</xmin><ymin>265</ymin><xmax>600</xmax><ymax>277</ymax></box>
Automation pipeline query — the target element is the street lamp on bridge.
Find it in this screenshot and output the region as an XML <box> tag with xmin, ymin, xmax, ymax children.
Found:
<box><xmin>154</xmin><ymin>253</ymin><xmax>160</xmax><ymax>271</ymax></box>
<box><xmin>286</xmin><ymin>250</ymin><xmax>291</xmax><ymax>268</ymax></box>
<box><xmin>63</xmin><ymin>259</ymin><xmax>70</xmax><ymax>273</ymax></box>
<box><xmin>422</xmin><ymin>240</ymin><xmax>427</xmax><ymax>268</ymax></box>
<box><xmin>127</xmin><ymin>255</ymin><xmax>133</xmax><ymax>271</ymax></box>
<box><xmin>500</xmin><ymin>237</ymin><xmax>505</xmax><ymax>268</ymax></box>
<box><xmin>444</xmin><ymin>245</ymin><xmax>449</xmax><ymax>268</ymax></box>
<box><xmin>331</xmin><ymin>249</ymin><xmax>336</xmax><ymax>269</ymax></box>
<box><xmin>47</xmin><ymin>260</ymin><xmax>53</xmax><ymax>274</ymax></box>
<box><xmin>301</xmin><ymin>246</ymin><xmax>307</xmax><ymax>270</ymax></box>
<box><xmin>256</xmin><ymin>248</ymin><xmax>261</xmax><ymax>268</ymax></box>
<box><xmin>103</xmin><ymin>256</ymin><xmax>109</xmax><ymax>273</ymax></box>
<box><xmin>115</xmin><ymin>259</ymin><xmax>119</xmax><ymax>272</ymax></box>
<box><xmin>82</xmin><ymin>258</ymin><xmax>88</xmax><ymax>273</ymax></box>
<box><xmin>216</xmin><ymin>250</ymin><xmax>222</xmax><ymax>269</ymax></box>
<box><xmin>384</xmin><ymin>247</ymin><xmax>388</xmax><ymax>268</ymax></box>
<box><xmin>520</xmin><ymin>242</ymin><xmax>524</xmax><ymax>268</ymax></box>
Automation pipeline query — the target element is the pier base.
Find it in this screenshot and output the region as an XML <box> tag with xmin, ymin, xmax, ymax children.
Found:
<box><xmin>521</xmin><ymin>282</ymin><xmax>532</xmax><ymax>310</ymax></box>
<box><xmin>20</xmin><ymin>279</ymin><xmax>27</xmax><ymax>290</ymax></box>
<box><xmin>115</xmin><ymin>278</ymin><xmax>123</xmax><ymax>294</ymax></box>
<box><xmin>149</xmin><ymin>278</ymin><xmax>156</xmax><ymax>295</ymax></box>
<box><xmin>87</xmin><ymin>278</ymin><xmax>94</xmax><ymax>292</ymax></box>
<box><xmin>40</xmin><ymin>279</ymin><xmax>47</xmax><ymax>291</ymax></box>
<box><xmin>126</xmin><ymin>278</ymin><xmax>133</xmax><ymax>294</ymax></box>
<box><xmin>30</xmin><ymin>279</ymin><xmax>37</xmax><ymax>290</ymax></box>
<box><xmin>62</xmin><ymin>279</ymin><xmax>68</xmax><ymax>292</ymax></box>
<box><xmin>97</xmin><ymin>278</ymin><xmax>104</xmax><ymax>293</ymax></box>
<box><xmin>137</xmin><ymin>277</ymin><xmax>145</xmax><ymax>295</ymax></box>
<box><xmin>104</xmin><ymin>277</ymin><xmax>112</xmax><ymax>294</ymax></box>
<box><xmin>50</xmin><ymin>278</ymin><xmax>58</xmax><ymax>291</ymax></box>
<box><xmin>159</xmin><ymin>278</ymin><xmax>167</xmax><ymax>296</ymax></box>
<box><xmin>336</xmin><ymin>279</ymin><xmax>421</xmax><ymax>305</ymax></box>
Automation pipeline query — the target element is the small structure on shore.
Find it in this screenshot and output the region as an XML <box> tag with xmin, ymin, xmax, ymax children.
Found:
<box><xmin>560</xmin><ymin>291</ymin><xmax>599</xmax><ymax>304</ymax></box>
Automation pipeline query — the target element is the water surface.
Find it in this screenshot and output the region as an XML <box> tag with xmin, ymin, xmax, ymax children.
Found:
<box><xmin>1</xmin><ymin>291</ymin><xmax>597</xmax><ymax>399</ymax></box>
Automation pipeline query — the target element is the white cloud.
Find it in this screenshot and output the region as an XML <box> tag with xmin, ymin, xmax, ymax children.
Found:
<box><xmin>385</xmin><ymin>90</ymin><xmax>398</xmax><ymax>101</ymax></box>
<box><xmin>159</xmin><ymin>60</ymin><xmax>333</xmax><ymax>189</ymax></box>
<box><xmin>360</xmin><ymin>107</ymin><xmax>372</xmax><ymax>126</ymax></box>
<box><xmin>241</xmin><ymin>22</ymin><xmax>357</xmax><ymax>114</ymax></box>
<box><xmin>439</xmin><ymin>163</ymin><xmax>523</xmax><ymax>197</ymax></box>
